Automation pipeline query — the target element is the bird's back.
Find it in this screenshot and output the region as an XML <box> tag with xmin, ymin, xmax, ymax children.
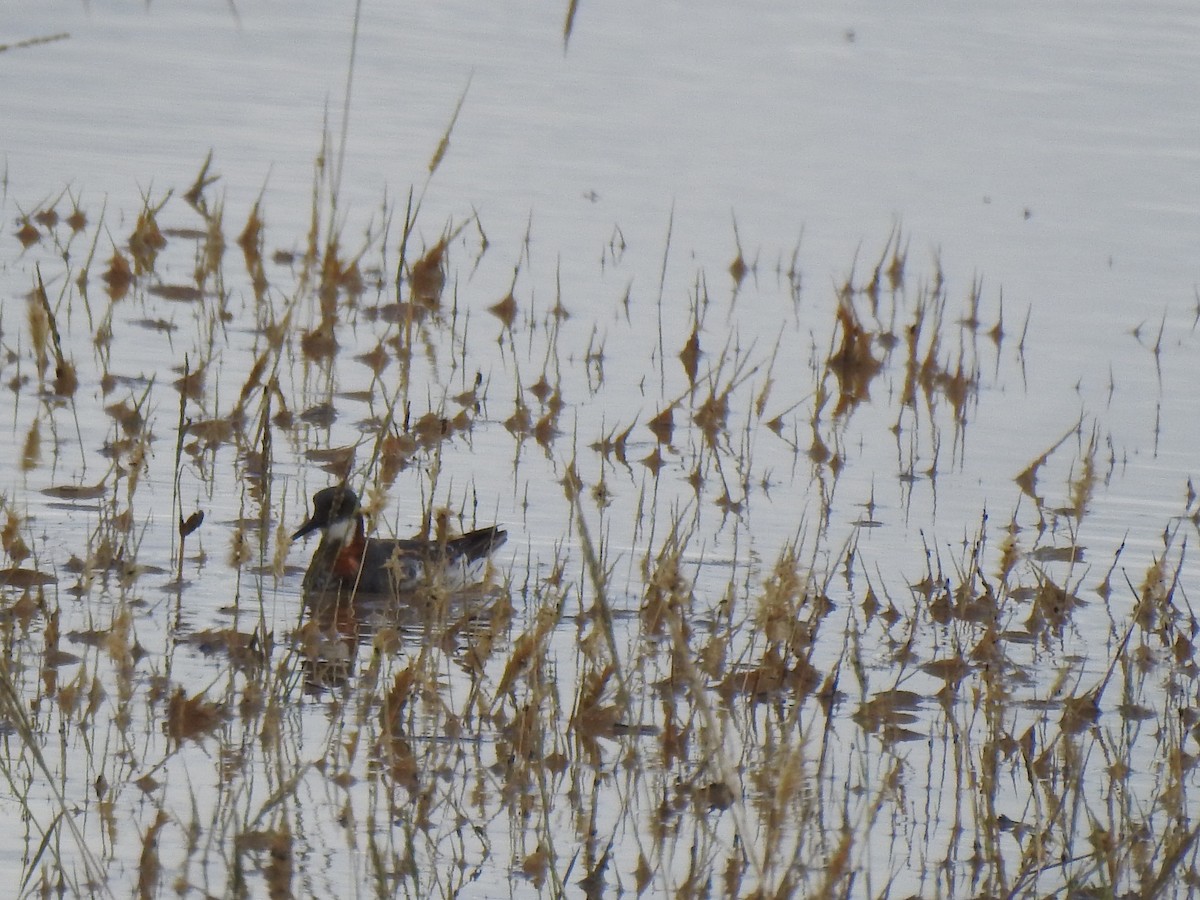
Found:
<box><xmin>353</xmin><ymin>527</ymin><xmax>508</xmax><ymax>594</ymax></box>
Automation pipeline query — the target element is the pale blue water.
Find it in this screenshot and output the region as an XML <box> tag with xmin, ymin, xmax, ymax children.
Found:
<box><xmin>3</xmin><ymin>2</ymin><xmax>1199</xmax><ymax>896</ymax></box>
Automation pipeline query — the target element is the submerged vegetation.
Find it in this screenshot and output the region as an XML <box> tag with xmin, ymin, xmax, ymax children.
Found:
<box><xmin>2</xmin><ymin>136</ymin><xmax>1199</xmax><ymax>899</ymax></box>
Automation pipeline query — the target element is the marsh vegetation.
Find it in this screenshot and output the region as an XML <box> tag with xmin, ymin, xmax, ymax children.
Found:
<box><xmin>3</xmin><ymin>138</ymin><xmax>1198</xmax><ymax>899</ymax></box>
<box><xmin>4</xmin><ymin>8</ymin><xmax>1200</xmax><ymax>889</ymax></box>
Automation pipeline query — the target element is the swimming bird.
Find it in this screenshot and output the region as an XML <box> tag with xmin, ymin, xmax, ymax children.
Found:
<box><xmin>292</xmin><ymin>485</ymin><xmax>507</xmax><ymax>596</ymax></box>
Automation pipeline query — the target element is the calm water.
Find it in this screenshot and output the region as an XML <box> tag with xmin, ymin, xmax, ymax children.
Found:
<box><xmin>3</xmin><ymin>2</ymin><xmax>1200</xmax><ymax>897</ymax></box>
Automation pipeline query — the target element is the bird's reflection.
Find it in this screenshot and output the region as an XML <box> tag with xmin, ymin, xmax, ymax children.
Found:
<box><xmin>293</xmin><ymin>584</ymin><xmax>510</xmax><ymax>693</ymax></box>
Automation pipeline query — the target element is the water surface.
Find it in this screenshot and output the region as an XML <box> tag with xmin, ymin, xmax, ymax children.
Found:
<box><xmin>2</xmin><ymin>2</ymin><xmax>1199</xmax><ymax>896</ymax></box>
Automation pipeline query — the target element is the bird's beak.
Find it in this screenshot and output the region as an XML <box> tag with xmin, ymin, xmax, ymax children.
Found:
<box><xmin>291</xmin><ymin>516</ymin><xmax>321</xmax><ymax>542</ymax></box>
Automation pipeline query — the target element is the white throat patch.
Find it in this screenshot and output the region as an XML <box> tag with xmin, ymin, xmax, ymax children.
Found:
<box><xmin>325</xmin><ymin>517</ymin><xmax>357</xmax><ymax>544</ymax></box>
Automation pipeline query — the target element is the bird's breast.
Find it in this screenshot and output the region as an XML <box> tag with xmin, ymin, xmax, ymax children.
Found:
<box><xmin>331</xmin><ymin>534</ymin><xmax>366</xmax><ymax>579</ymax></box>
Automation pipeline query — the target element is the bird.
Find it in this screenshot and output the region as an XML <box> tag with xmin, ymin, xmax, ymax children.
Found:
<box><xmin>291</xmin><ymin>485</ymin><xmax>507</xmax><ymax>596</ymax></box>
